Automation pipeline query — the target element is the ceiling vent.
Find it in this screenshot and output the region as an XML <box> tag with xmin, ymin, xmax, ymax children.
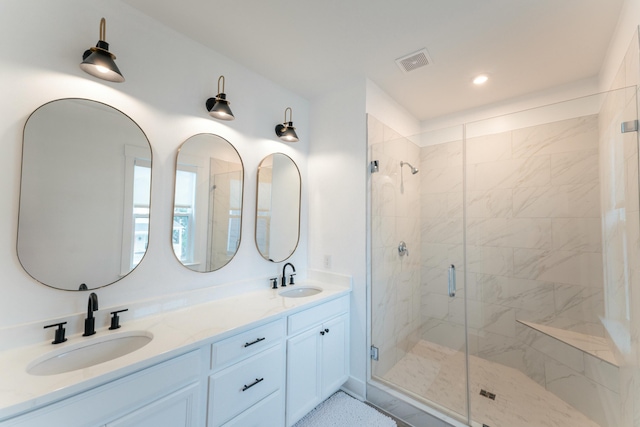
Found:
<box><xmin>395</xmin><ymin>48</ymin><xmax>432</xmax><ymax>73</ymax></box>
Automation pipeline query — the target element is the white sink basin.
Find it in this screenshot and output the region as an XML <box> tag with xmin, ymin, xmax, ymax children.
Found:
<box><xmin>27</xmin><ymin>331</ymin><xmax>153</xmax><ymax>376</ymax></box>
<box><xmin>279</xmin><ymin>286</ymin><xmax>323</xmax><ymax>298</ymax></box>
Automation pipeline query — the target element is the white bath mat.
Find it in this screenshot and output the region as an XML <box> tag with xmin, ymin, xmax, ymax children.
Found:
<box><xmin>293</xmin><ymin>391</ymin><xmax>397</xmax><ymax>427</ymax></box>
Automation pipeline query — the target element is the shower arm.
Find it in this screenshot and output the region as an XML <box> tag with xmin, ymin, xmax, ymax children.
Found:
<box><xmin>400</xmin><ymin>161</ymin><xmax>419</xmax><ymax>174</ymax></box>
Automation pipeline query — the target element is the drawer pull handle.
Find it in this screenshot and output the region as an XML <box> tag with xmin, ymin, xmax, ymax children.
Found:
<box><xmin>244</xmin><ymin>337</ymin><xmax>266</xmax><ymax>347</ymax></box>
<box><xmin>242</xmin><ymin>377</ymin><xmax>264</xmax><ymax>392</ymax></box>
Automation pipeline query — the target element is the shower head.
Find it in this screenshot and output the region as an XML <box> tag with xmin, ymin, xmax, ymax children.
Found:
<box><xmin>400</xmin><ymin>161</ymin><xmax>419</xmax><ymax>174</ymax></box>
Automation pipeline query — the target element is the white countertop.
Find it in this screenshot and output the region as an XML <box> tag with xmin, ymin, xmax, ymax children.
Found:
<box><xmin>0</xmin><ymin>279</ymin><xmax>351</xmax><ymax>421</ymax></box>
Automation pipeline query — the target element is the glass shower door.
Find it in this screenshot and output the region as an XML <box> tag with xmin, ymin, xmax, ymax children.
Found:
<box><xmin>369</xmin><ymin>117</ymin><xmax>469</xmax><ymax>423</ymax></box>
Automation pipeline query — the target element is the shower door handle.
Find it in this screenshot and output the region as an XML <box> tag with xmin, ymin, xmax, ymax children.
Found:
<box><xmin>448</xmin><ymin>264</ymin><xmax>456</xmax><ymax>297</ymax></box>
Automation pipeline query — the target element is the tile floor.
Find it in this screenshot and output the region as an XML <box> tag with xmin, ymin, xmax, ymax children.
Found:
<box><xmin>381</xmin><ymin>340</ymin><xmax>601</xmax><ymax>427</ymax></box>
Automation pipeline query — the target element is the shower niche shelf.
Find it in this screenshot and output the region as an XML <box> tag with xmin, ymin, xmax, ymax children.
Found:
<box><xmin>517</xmin><ymin>320</ymin><xmax>618</xmax><ymax>367</ymax></box>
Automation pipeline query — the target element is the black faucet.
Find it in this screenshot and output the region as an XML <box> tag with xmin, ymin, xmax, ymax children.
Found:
<box><xmin>282</xmin><ymin>262</ymin><xmax>296</xmax><ymax>288</ymax></box>
<box><xmin>83</xmin><ymin>292</ymin><xmax>99</xmax><ymax>336</ymax></box>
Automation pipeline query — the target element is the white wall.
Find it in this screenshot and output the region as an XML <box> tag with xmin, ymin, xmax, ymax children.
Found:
<box><xmin>366</xmin><ymin>80</ymin><xmax>421</xmax><ymax>139</ymax></box>
<box><xmin>0</xmin><ymin>0</ymin><xmax>309</xmax><ymax>328</ymax></box>
<box><xmin>308</xmin><ymin>78</ymin><xmax>368</xmax><ymax>397</ymax></box>
<box><xmin>600</xmin><ymin>0</ymin><xmax>640</xmax><ymax>91</ymax></box>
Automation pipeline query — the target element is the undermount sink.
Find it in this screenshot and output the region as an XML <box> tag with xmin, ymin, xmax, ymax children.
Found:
<box><xmin>27</xmin><ymin>330</ymin><xmax>153</xmax><ymax>376</ymax></box>
<box><xmin>279</xmin><ymin>286</ymin><xmax>323</xmax><ymax>298</ymax></box>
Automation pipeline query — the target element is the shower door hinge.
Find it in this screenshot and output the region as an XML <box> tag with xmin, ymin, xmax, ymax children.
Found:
<box><xmin>370</xmin><ymin>160</ymin><xmax>379</xmax><ymax>173</ymax></box>
<box><xmin>370</xmin><ymin>345</ymin><xmax>379</xmax><ymax>361</ymax></box>
<box><xmin>621</xmin><ymin>120</ymin><xmax>639</xmax><ymax>133</ymax></box>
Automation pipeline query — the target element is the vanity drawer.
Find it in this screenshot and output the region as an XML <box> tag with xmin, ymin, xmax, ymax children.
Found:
<box><xmin>287</xmin><ymin>295</ymin><xmax>349</xmax><ymax>335</ymax></box>
<box><xmin>211</xmin><ymin>319</ymin><xmax>284</xmax><ymax>371</ymax></box>
<box><xmin>208</xmin><ymin>344</ymin><xmax>283</xmax><ymax>427</ymax></box>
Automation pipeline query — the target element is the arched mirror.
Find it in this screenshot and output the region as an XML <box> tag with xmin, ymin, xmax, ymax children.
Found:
<box><xmin>255</xmin><ymin>153</ymin><xmax>301</xmax><ymax>262</ymax></box>
<box><xmin>18</xmin><ymin>99</ymin><xmax>152</xmax><ymax>290</ymax></box>
<box><xmin>172</xmin><ymin>134</ymin><xmax>244</xmax><ymax>272</ymax></box>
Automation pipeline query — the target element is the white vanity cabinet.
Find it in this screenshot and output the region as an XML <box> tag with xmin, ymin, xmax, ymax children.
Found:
<box><xmin>0</xmin><ymin>286</ymin><xmax>352</xmax><ymax>427</ymax></box>
<box><xmin>1</xmin><ymin>350</ymin><xmax>206</xmax><ymax>427</ymax></box>
<box><xmin>285</xmin><ymin>296</ymin><xmax>349</xmax><ymax>426</ymax></box>
<box><xmin>207</xmin><ymin>319</ymin><xmax>286</xmax><ymax>427</ymax></box>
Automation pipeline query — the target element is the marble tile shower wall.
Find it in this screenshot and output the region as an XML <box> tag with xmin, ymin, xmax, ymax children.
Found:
<box><xmin>369</xmin><ymin>115</ymin><xmax>422</xmax><ymax>377</ymax></box>
<box><xmin>421</xmin><ymin>115</ymin><xmax>604</xmax><ymax>339</ymax></box>
<box><xmin>477</xmin><ymin>116</ymin><xmax>602</xmax><ymax>334</ymax></box>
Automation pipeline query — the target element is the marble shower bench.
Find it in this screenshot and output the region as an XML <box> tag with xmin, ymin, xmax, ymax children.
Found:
<box><xmin>517</xmin><ymin>320</ymin><xmax>618</xmax><ymax>367</ymax></box>
<box><xmin>516</xmin><ymin>320</ymin><xmax>621</xmax><ymax>426</ymax></box>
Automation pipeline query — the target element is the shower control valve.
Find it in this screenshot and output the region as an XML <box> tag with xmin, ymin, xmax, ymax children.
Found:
<box><xmin>398</xmin><ymin>241</ymin><xmax>409</xmax><ymax>257</ymax></box>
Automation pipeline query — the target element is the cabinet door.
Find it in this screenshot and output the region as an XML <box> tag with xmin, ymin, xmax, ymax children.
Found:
<box><xmin>106</xmin><ymin>383</ymin><xmax>200</xmax><ymax>427</ymax></box>
<box><xmin>320</xmin><ymin>313</ymin><xmax>349</xmax><ymax>398</ymax></box>
<box><xmin>286</xmin><ymin>328</ymin><xmax>321</xmax><ymax>426</ymax></box>
<box><xmin>221</xmin><ymin>391</ymin><xmax>283</xmax><ymax>427</ymax></box>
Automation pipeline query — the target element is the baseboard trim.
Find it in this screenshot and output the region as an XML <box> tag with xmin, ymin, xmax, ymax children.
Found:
<box><xmin>340</xmin><ymin>375</ymin><xmax>366</xmax><ymax>400</ymax></box>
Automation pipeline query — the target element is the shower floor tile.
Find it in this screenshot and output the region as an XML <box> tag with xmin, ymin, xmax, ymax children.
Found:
<box><xmin>381</xmin><ymin>339</ymin><xmax>600</xmax><ymax>427</ymax></box>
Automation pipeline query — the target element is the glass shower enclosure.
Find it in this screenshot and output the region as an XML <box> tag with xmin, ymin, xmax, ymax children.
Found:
<box><xmin>368</xmin><ymin>87</ymin><xmax>639</xmax><ymax>427</ymax></box>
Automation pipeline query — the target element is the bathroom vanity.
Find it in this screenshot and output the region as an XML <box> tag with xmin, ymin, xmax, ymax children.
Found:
<box><xmin>0</xmin><ymin>278</ymin><xmax>351</xmax><ymax>427</ymax></box>
<box><xmin>4</xmin><ymin>96</ymin><xmax>347</xmax><ymax>427</ymax></box>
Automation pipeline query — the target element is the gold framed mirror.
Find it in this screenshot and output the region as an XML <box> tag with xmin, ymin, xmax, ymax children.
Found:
<box><xmin>172</xmin><ymin>133</ymin><xmax>244</xmax><ymax>272</ymax></box>
<box><xmin>255</xmin><ymin>153</ymin><xmax>301</xmax><ymax>262</ymax></box>
<box><xmin>18</xmin><ymin>99</ymin><xmax>152</xmax><ymax>290</ymax></box>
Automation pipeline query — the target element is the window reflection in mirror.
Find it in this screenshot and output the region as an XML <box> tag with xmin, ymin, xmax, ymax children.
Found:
<box><xmin>17</xmin><ymin>99</ymin><xmax>152</xmax><ymax>290</ymax></box>
<box><xmin>131</xmin><ymin>162</ymin><xmax>151</xmax><ymax>269</ymax></box>
<box><xmin>255</xmin><ymin>153</ymin><xmax>301</xmax><ymax>262</ymax></box>
<box><xmin>172</xmin><ymin>134</ymin><xmax>244</xmax><ymax>272</ymax></box>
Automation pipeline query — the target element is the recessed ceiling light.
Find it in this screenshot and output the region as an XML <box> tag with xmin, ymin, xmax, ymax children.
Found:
<box><xmin>473</xmin><ymin>74</ymin><xmax>489</xmax><ymax>85</ymax></box>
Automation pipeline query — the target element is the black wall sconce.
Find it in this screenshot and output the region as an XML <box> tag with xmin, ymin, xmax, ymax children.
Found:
<box><xmin>275</xmin><ymin>107</ymin><xmax>299</xmax><ymax>142</ymax></box>
<box><xmin>206</xmin><ymin>75</ymin><xmax>235</xmax><ymax>121</ymax></box>
<box><xmin>80</xmin><ymin>18</ymin><xmax>125</xmax><ymax>83</ymax></box>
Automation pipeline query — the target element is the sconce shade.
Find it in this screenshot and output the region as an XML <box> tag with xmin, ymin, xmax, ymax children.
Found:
<box><xmin>206</xmin><ymin>93</ymin><xmax>235</xmax><ymax>121</ymax></box>
<box><xmin>206</xmin><ymin>75</ymin><xmax>235</xmax><ymax>121</ymax></box>
<box><xmin>80</xmin><ymin>18</ymin><xmax>125</xmax><ymax>83</ymax></box>
<box><xmin>275</xmin><ymin>122</ymin><xmax>299</xmax><ymax>142</ymax></box>
<box><xmin>275</xmin><ymin>107</ymin><xmax>299</xmax><ymax>142</ymax></box>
